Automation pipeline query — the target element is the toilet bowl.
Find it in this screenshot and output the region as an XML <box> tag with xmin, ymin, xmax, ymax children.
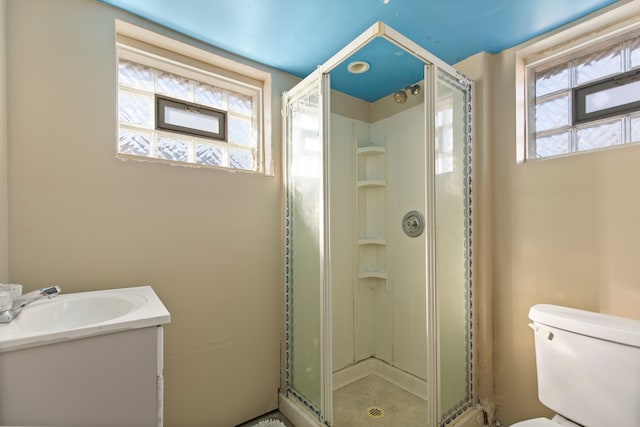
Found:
<box><xmin>512</xmin><ymin>304</ymin><xmax>640</xmax><ymax>427</ymax></box>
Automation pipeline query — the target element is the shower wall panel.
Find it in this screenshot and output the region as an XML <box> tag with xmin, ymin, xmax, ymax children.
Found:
<box><xmin>330</xmin><ymin>105</ymin><xmax>427</xmax><ymax>382</ymax></box>
<box><xmin>372</xmin><ymin>104</ymin><xmax>427</xmax><ymax>380</ymax></box>
<box><xmin>330</xmin><ymin>113</ymin><xmax>367</xmax><ymax>372</ymax></box>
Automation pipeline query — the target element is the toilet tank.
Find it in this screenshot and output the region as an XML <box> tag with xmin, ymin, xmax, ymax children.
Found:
<box><xmin>528</xmin><ymin>304</ymin><xmax>640</xmax><ymax>427</ymax></box>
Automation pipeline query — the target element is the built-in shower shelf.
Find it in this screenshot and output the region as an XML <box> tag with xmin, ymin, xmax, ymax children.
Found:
<box><xmin>357</xmin><ymin>180</ymin><xmax>385</xmax><ymax>188</ymax></box>
<box><xmin>355</xmin><ymin>139</ymin><xmax>388</xmax><ymax>292</ymax></box>
<box><xmin>358</xmin><ymin>272</ymin><xmax>387</xmax><ymax>280</ymax></box>
<box><xmin>357</xmin><ymin>146</ymin><xmax>386</xmax><ymax>155</ymax></box>
<box><xmin>358</xmin><ymin>238</ymin><xmax>387</xmax><ymax>246</ymax></box>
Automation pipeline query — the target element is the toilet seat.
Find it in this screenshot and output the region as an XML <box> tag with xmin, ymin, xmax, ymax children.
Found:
<box><xmin>511</xmin><ymin>418</ymin><xmax>559</xmax><ymax>427</ymax></box>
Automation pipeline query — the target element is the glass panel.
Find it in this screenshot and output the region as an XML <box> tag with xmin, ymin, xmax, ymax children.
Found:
<box><xmin>118</xmin><ymin>60</ymin><xmax>153</xmax><ymax>91</ymax></box>
<box><xmin>535</xmin><ymin>132</ymin><xmax>570</xmax><ymax>158</ymax></box>
<box><xmin>631</xmin><ymin>115</ymin><xmax>640</xmax><ymax>142</ymax></box>
<box><xmin>229</xmin><ymin>92</ymin><xmax>253</xmax><ymax>115</ymax></box>
<box><xmin>584</xmin><ymin>79</ymin><xmax>640</xmax><ymax>114</ymax></box>
<box><xmin>630</xmin><ymin>37</ymin><xmax>640</xmax><ymax>70</ymax></box>
<box><xmin>157</xmin><ymin>71</ymin><xmax>190</xmax><ymax>99</ymax></box>
<box><xmin>535</xmin><ymin>95</ymin><xmax>570</xmax><ymax>132</ymax></box>
<box><xmin>229</xmin><ymin>116</ymin><xmax>254</xmax><ymax>147</ymax></box>
<box><xmin>436</xmin><ymin>96</ymin><xmax>454</xmax><ymax>174</ymax></box>
<box><xmin>164</xmin><ymin>104</ymin><xmax>220</xmax><ymax>134</ymax></box>
<box><xmin>536</xmin><ymin>65</ymin><xmax>569</xmax><ymax>97</ymax></box>
<box><xmin>195</xmin><ymin>83</ymin><xmax>226</xmax><ymax>109</ymax></box>
<box><xmin>119</xmin><ymin>91</ymin><xmax>152</xmax><ymax>128</ymax></box>
<box><xmin>285</xmin><ymin>80</ymin><xmax>324</xmax><ymax>411</ymax></box>
<box><xmin>195</xmin><ymin>143</ymin><xmax>223</xmax><ymax>166</ymax></box>
<box><xmin>576</xmin><ymin>45</ymin><xmax>622</xmax><ymax>85</ymax></box>
<box><xmin>156</xmin><ymin>136</ymin><xmax>189</xmax><ymax>161</ymax></box>
<box><xmin>437</xmin><ymin>70</ymin><xmax>473</xmax><ymax>422</ymax></box>
<box><xmin>576</xmin><ymin>119</ymin><xmax>622</xmax><ymax>151</ymax></box>
<box><xmin>118</xmin><ymin>129</ymin><xmax>151</xmax><ymax>156</ymax></box>
<box><xmin>229</xmin><ymin>148</ymin><xmax>253</xmax><ymax>170</ymax></box>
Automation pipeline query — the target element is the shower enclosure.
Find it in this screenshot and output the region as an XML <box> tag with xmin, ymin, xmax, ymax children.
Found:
<box><xmin>282</xmin><ymin>22</ymin><xmax>473</xmax><ymax>427</ymax></box>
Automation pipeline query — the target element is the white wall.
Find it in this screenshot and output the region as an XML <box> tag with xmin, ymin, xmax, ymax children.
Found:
<box><xmin>487</xmin><ymin>3</ymin><xmax>640</xmax><ymax>424</ymax></box>
<box><xmin>5</xmin><ymin>1</ymin><xmax>298</xmax><ymax>426</ymax></box>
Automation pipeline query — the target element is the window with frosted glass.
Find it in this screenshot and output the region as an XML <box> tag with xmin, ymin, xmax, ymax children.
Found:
<box><xmin>156</xmin><ymin>95</ymin><xmax>227</xmax><ymax>140</ymax></box>
<box><xmin>529</xmin><ymin>34</ymin><xmax>640</xmax><ymax>160</ymax></box>
<box><xmin>117</xmin><ymin>56</ymin><xmax>261</xmax><ymax>172</ymax></box>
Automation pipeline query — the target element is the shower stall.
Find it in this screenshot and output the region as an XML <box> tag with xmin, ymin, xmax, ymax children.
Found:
<box><xmin>281</xmin><ymin>22</ymin><xmax>474</xmax><ymax>427</ymax></box>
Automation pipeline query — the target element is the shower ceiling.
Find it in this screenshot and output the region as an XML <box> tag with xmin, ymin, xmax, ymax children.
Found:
<box><xmin>100</xmin><ymin>0</ymin><xmax>618</xmax><ymax>102</ymax></box>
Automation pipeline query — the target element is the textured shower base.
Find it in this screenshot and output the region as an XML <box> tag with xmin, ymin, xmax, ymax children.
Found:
<box><xmin>333</xmin><ymin>374</ymin><xmax>428</xmax><ymax>427</ymax></box>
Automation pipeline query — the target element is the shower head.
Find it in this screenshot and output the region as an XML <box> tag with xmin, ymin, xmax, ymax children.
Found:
<box><xmin>393</xmin><ymin>84</ymin><xmax>421</xmax><ymax>104</ymax></box>
<box><xmin>393</xmin><ymin>90</ymin><xmax>407</xmax><ymax>104</ymax></box>
<box><xmin>407</xmin><ymin>84</ymin><xmax>421</xmax><ymax>96</ymax></box>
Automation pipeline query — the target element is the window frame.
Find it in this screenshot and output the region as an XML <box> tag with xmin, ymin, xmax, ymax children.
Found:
<box><xmin>574</xmin><ymin>68</ymin><xmax>640</xmax><ymax>125</ymax></box>
<box><xmin>155</xmin><ymin>95</ymin><xmax>228</xmax><ymax>141</ymax></box>
<box><xmin>521</xmin><ymin>14</ymin><xmax>640</xmax><ymax>162</ymax></box>
<box><xmin>115</xmin><ymin>20</ymin><xmax>273</xmax><ymax>174</ymax></box>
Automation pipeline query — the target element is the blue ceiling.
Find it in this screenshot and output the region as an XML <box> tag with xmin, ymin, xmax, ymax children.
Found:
<box><xmin>101</xmin><ymin>0</ymin><xmax>620</xmax><ymax>102</ymax></box>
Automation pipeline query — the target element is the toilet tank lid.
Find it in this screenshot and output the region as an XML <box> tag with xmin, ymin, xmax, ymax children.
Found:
<box><xmin>529</xmin><ymin>304</ymin><xmax>640</xmax><ymax>347</ymax></box>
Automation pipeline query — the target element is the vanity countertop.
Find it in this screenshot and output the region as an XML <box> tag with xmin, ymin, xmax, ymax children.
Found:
<box><xmin>0</xmin><ymin>286</ymin><xmax>170</xmax><ymax>353</ymax></box>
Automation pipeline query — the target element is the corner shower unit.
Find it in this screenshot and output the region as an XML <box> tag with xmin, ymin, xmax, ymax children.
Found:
<box><xmin>282</xmin><ymin>22</ymin><xmax>474</xmax><ymax>427</ymax></box>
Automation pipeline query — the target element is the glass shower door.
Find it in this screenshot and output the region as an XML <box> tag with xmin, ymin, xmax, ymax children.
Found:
<box><xmin>435</xmin><ymin>69</ymin><xmax>474</xmax><ymax>425</ymax></box>
<box><xmin>283</xmin><ymin>74</ymin><xmax>330</xmax><ymax>420</ymax></box>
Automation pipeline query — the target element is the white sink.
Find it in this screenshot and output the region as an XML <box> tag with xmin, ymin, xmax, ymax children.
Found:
<box><xmin>15</xmin><ymin>293</ymin><xmax>147</xmax><ymax>333</ymax></box>
<box><xmin>0</xmin><ymin>286</ymin><xmax>170</xmax><ymax>352</ymax></box>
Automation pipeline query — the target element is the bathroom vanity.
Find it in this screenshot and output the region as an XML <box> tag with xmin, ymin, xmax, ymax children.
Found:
<box><xmin>0</xmin><ymin>286</ymin><xmax>170</xmax><ymax>427</ymax></box>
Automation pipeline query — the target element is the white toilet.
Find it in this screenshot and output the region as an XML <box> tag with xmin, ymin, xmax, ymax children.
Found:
<box><xmin>512</xmin><ymin>304</ymin><xmax>640</xmax><ymax>427</ymax></box>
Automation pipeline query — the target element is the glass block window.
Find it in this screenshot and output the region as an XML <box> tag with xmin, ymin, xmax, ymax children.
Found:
<box><xmin>528</xmin><ymin>34</ymin><xmax>640</xmax><ymax>160</ymax></box>
<box><xmin>117</xmin><ymin>48</ymin><xmax>264</xmax><ymax>172</ymax></box>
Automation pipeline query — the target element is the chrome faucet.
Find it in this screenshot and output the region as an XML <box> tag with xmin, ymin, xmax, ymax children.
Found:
<box><xmin>0</xmin><ymin>285</ymin><xmax>61</xmax><ymax>323</ymax></box>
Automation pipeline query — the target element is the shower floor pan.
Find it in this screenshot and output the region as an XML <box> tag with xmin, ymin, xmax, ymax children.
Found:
<box><xmin>333</xmin><ymin>374</ymin><xmax>428</xmax><ymax>427</ymax></box>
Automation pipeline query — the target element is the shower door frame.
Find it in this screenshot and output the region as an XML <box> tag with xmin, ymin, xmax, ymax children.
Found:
<box><xmin>282</xmin><ymin>21</ymin><xmax>474</xmax><ymax>426</ymax></box>
<box><xmin>282</xmin><ymin>71</ymin><xmax>333</xmax><ymax>422</ymax></box>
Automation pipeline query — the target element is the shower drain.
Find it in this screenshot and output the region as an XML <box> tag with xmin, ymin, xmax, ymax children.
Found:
<box><xmin>366</xmin><ymin>406</ymin><xmax>385</xmax><ymax>419</ymax></box>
